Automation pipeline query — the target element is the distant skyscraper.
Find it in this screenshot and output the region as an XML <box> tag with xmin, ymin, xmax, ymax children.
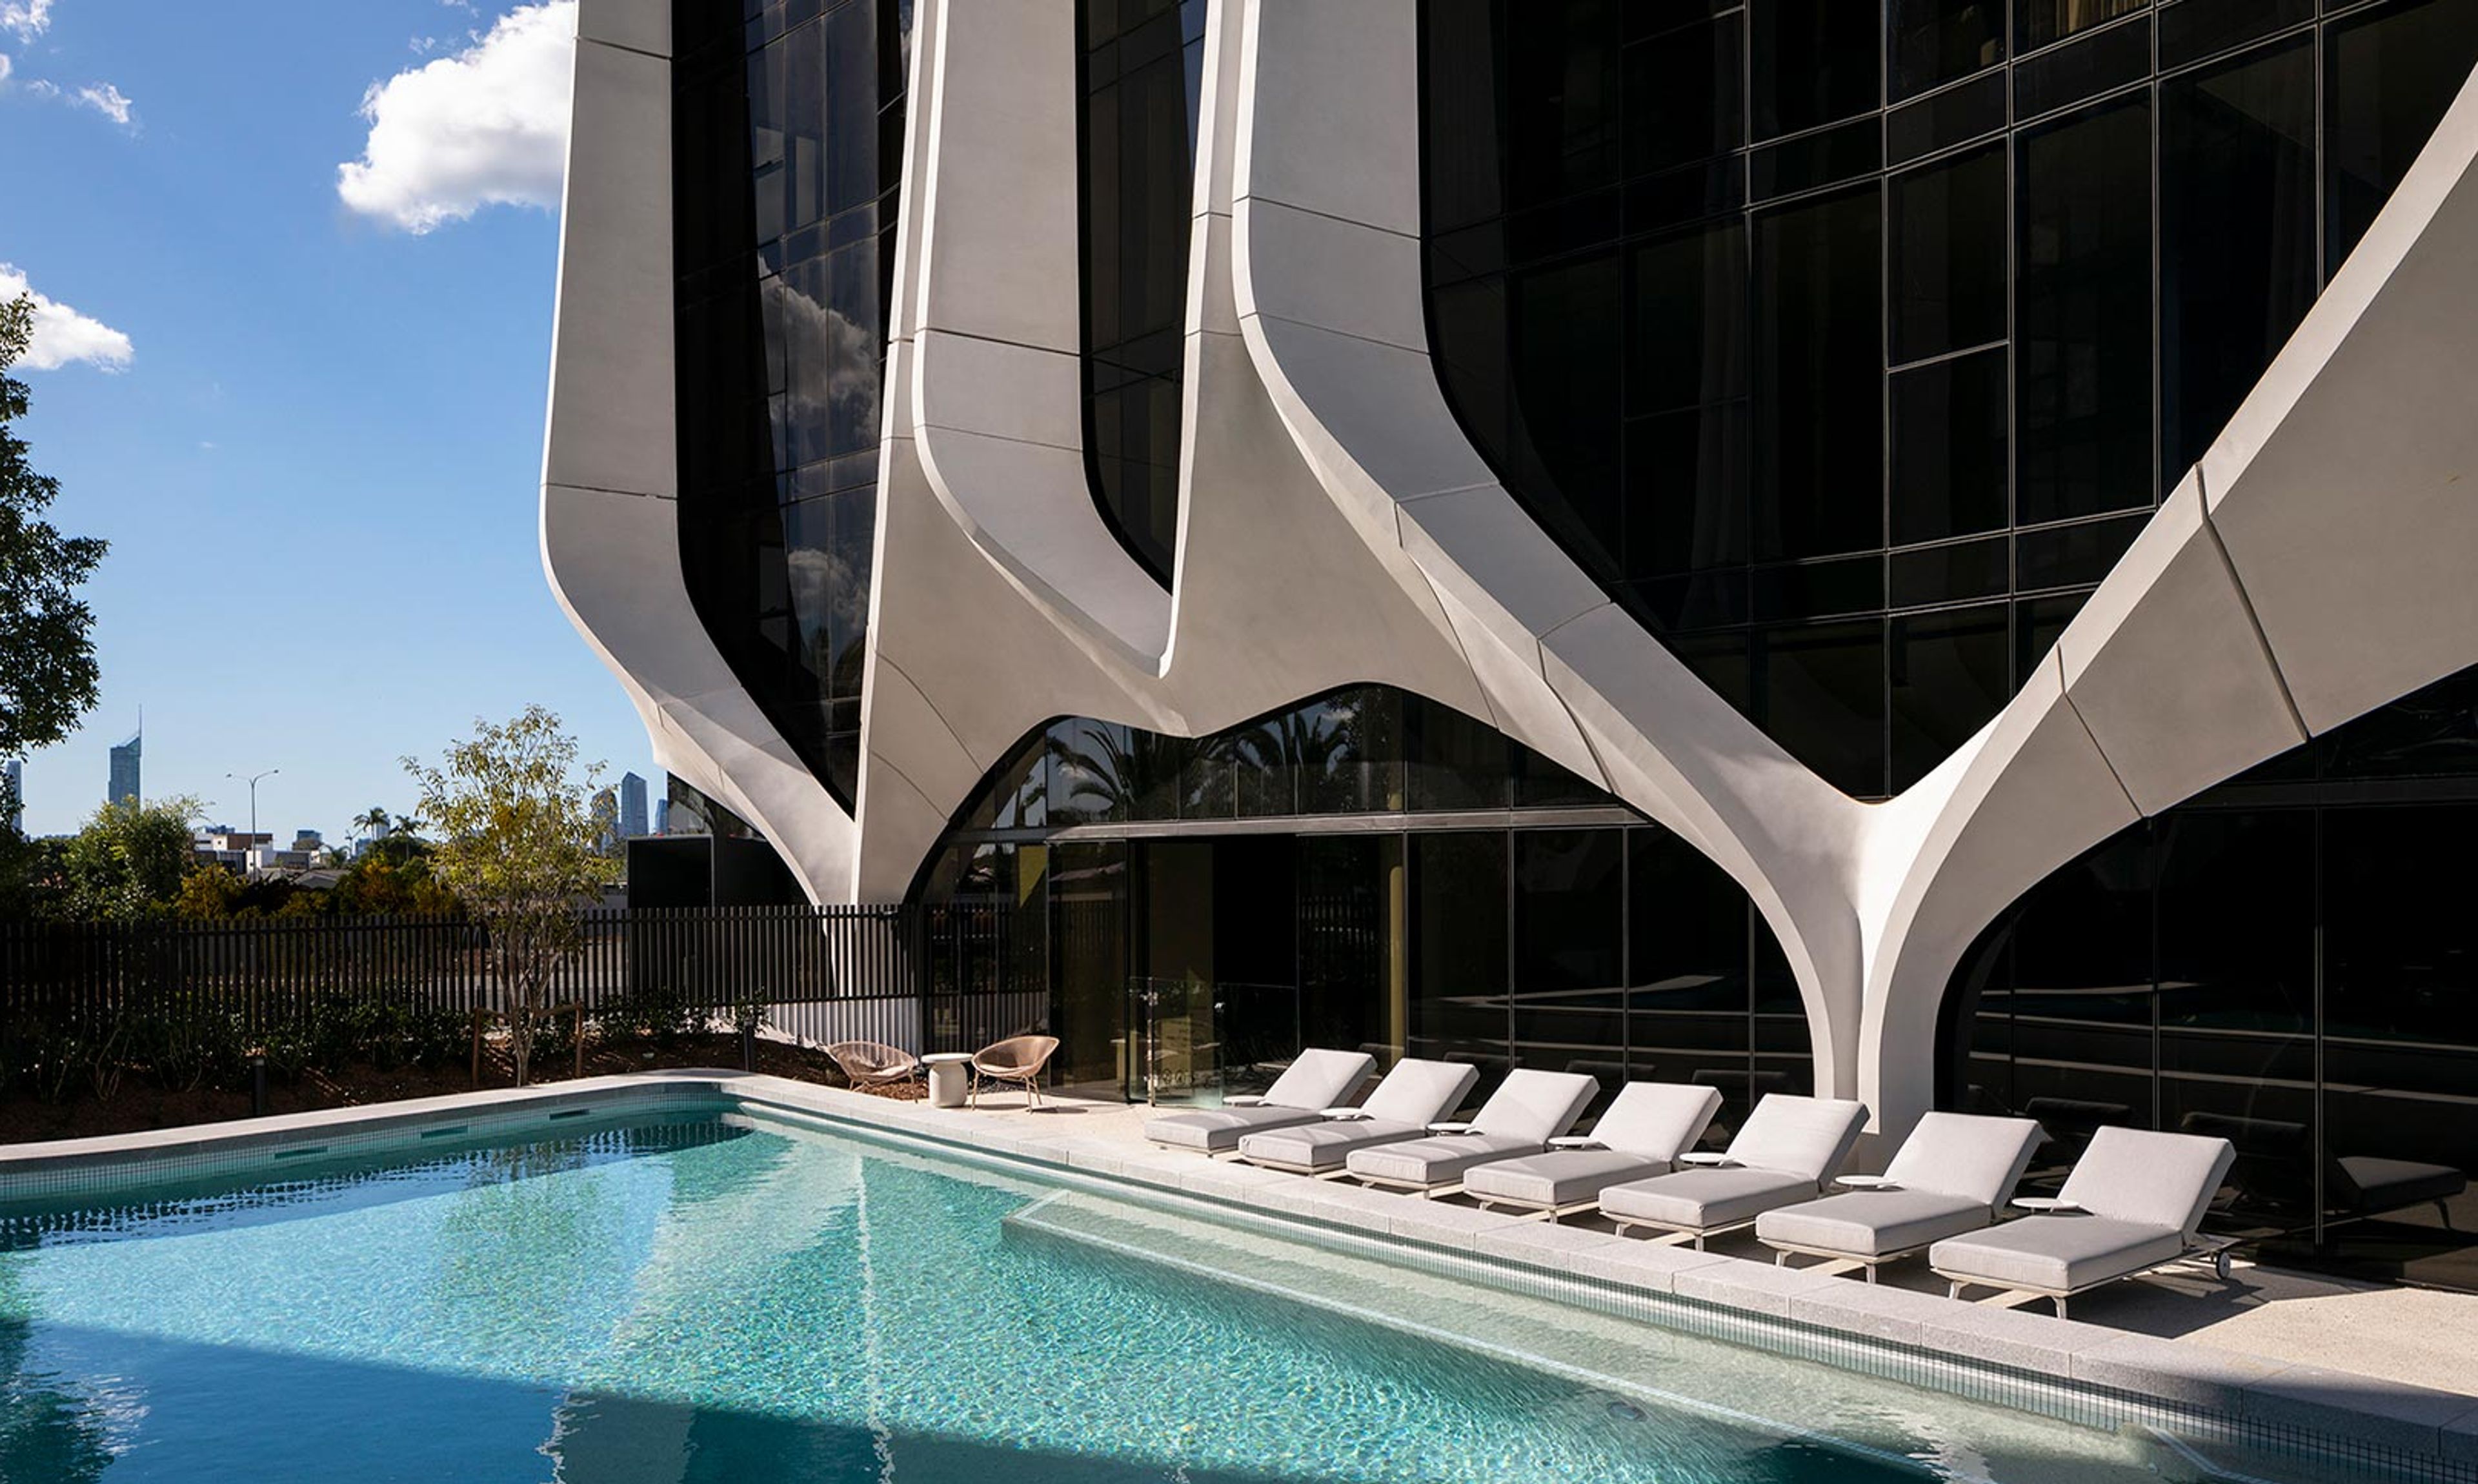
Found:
<box><xmin>3</xmin><ymin>759</ymin><xmax>20</xmax><ymax>834</ymax></box>
<box><xmin>619</xmin><ymin>771</ymin><xmax>649</xmax><ymax>839</ymax></box>
<box><xmin>107</xmin><ymin>730</ymin><xmax>141</xmax><ymax>806</ymax></box>
<box><xmin>652</xmin><ymin>797</ymin><xmax>669</xmax><ymax>836</ymax></box>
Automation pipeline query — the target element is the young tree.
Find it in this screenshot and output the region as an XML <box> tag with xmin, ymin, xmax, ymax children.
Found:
<box><xmin>404</xmin><ymin>706</ymin><xmax>607</xmax><ymax>1086</ymax></box>
<box><xmin>0</xmin><ymin>295</ymin><xmax>108</xmax><ymax>759</ymax></box>
<box><xmin>58</xmin><ymin>796</ymin><xmax>206</xmax><ymax>918</ymax></box>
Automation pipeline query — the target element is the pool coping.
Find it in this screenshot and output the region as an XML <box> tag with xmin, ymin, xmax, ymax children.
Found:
<box><xmin>6</xmin><ymin>1072</ymin><xmax>2475</xmax><ymax>1481</ymax></box>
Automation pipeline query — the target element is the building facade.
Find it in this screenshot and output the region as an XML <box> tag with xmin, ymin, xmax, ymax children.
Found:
<box><xmin>106</xmin><ymin>730</ymin><xmax>140</xmax><ymax>807</ymax></box>
<box><xmin>547</xmin><ymin>0</ymin><xmax>2478</xmax><ymax>1283</ymax></box>
<box><xmin>620</xmin><ymin>770</ymin><xmax>651</xmax><ymax>840</ymax></box>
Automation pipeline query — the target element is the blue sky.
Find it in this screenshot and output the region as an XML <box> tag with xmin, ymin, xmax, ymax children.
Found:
<box><xmin>3</xmin><ymin>0</ymin><xmax>656</xmax><ymax>839</ymax></box>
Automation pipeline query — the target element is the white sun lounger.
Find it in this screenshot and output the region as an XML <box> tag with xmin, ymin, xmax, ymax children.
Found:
<box><xmin>1462</xmin><ymin>1081</ymin><xmax>1724</xmax><ymax>1221</ymax></box>
<box><xmin>1930</xmin><ymin>1125</ymin><xmax>2238</xmax><ymax>1319</ymax></box>
<box><xmin>1342</xmin><ymin>1068</ymin><xmax>1600</xmax><ymax>1196</ymax></box>
<box><xmin>1234</xmin><ymin>1059</ymin><xmax>1480</xmax><ymax>1176</ymax></box>
<box><xmin>1597</xmin><ymin>1094</ymin><xmax>1869</xmax><ymax>1247</ymax></box>
<box><xmin>1142</xmin><ymin>1048</ymin><xmax>1377</xmax><ymax>1154</ymax></box>
<box><xmin>1755</xmin><ymin>1111</ymin><xmax>2044</xmax><ymax>1280</ymax></box>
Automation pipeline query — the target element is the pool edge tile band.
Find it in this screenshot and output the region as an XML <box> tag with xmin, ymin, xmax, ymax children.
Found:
<box><xmin>5</xmin><ymin>1073</ymin><xmax>2473</xmax><ymax>1484</ymax></box>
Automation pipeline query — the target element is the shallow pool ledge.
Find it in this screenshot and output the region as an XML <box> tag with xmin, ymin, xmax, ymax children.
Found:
<box><xmin>6</xmin><ymin>1072</ymin><xmax>2475</xmax><ymax>1482</ymax></box>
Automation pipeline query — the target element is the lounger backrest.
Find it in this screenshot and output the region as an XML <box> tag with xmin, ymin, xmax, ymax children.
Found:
<box><xmin>1882</xmin><ymin>1112</ymin><xmax>2044</xmax><ymax>1206</ymax></box>
<box><xmin>1469</xmin><ymin>1068</ymin><xmax>1599</xmax><ymax>1143</ymax></box>
<box><xmin>1360</xmin><ymin>1058</ymin><xmax>1481</xmax><ymax>1127</ymax></box>
<box><xmin>1591</xmin><ymin>1081</ymin><xmax>1724</xmax><ymax>1161</ymax></box>
<box><xmin>1724</xmin><ymin>1094</ymin><xmax>1869</xmax><ymax>1181</ymax></box>
<box><xmin>1258</xmin><ymin>1048</ymin><xmax>1376</xmax><ymax>1111</ymax></box>
<box><xmin>2059</xmin><ymin>1127</ymin><xmax>2236</xmax><ymax>1236</ymax></box>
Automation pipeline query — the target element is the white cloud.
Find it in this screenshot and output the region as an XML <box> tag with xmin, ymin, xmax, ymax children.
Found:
<box><xmin>69</xmin><ymin>80</ymin><xmax>128</xmax><ymax>125</ymax></box>
<box><xmin>0</xmin><ymin>263</ymin><xmax>133</xmax><ymax>372</ymax></box>
<box><xmin>0</xmin><ymin>0</ymin><xmax>51</xmax><ymax>45</ymax></box>
<box><xmin>337</xmin><ymin>1</ymin><xmax>576</xmax><ymax>234</ymax></box>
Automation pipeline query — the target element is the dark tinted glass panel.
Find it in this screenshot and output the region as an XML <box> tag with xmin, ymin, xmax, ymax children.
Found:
<box><xmin>1627</xmin><ymin>828</ymin><xmax>1754</xmax><ymax>1136</ymax></box>
<box><xmin>1889</xmin><ymin>143</ymin><xmax>2007</xmax><ymax>363</ymax></box>
<box><xmin>2015</xmin><ymin>511</ymin><xmax>2148</xmax><ymax>590</ymax></box>
<box><xmin>1751</xmin><ymin>117</ymin><xmax>1882</xmax><ymax>198</ymax></box>
<box><xmin>2326</xmin><ymin>0</ymin><xmax>2478</xmax><ymax>270</ymax></box>
<box><xmin>1890</xmin><ymin>535</ymin><xmax>2010</xmax><ymax>608</ymax></box>
<box><xmin>1505</xmin><ymin>0</ymin><xmax>1622</xmax><ymax>206</ymax></box>
<box><xmin>1625</xmin><ymin>222</ymin><xmax>1749</xmax><ymax>575</ymax></box>
<box><xmin>2159</xmin><ymin>0</ymin><xmax>2312</xmax><ymax>70</ymax></box>
<box><xmin>1424</xmin><ymin>0</ymin><xmax>1504</xmax><ymax>232</ymax></box>
<box><xmin>2017</xmin><ymin>96</ymin><xmax>2153</xmax><ymax>524</ymax></box>
<box><xmin>1410</xmin><ymin>832</ymin><xmax>1511</xmax><ymax>1083</ymax></box>
<box><xmin>2317</xmin><ymin>665</ymin><xmax>2478</xmax><ymax>779</ymax></box>
<box><xmin>2019</xmin><ymin>0</ymin><xmax>2148</xmax><ymax>52</ymax></box>
<box><xmin>1891</xmin><ymin>346</ymin><xmax>2011</xmax><ymax>544</ymax></box>
<box><xmin>1406</xmin><ymin>695</ymin><xmax>1515</xmax><ymax>811</ymax></box>
<box><xmin>1625</xmin><ymin>13</ymin><xmax>1743</xmax><ymax>176</ymax></box>
<box><xmin>1512</xmin><ymin>253</ymin><xmax>1626</xmax><ymax>568</ymax></box>
<box><xmin>1892</xmin><ymin>0</ymin><xmax>2008</xmax><ymax>99</ymax></box>
<box><xmin>1051</xmin><ymin>839</ymin><xmax>1129</xmax><ymax>1084</ymax></box>
<box><xmin>2158</xmin><ymin>810</ymin><xmax>2313</xmax><ymax>1034</ymax></box>
<box><xmin>1751</xmin><ymin>556</ymin><xmax>1883</xmax><ymax>623</ymax></box>
<box><xmin>1754</xmin><ymin>186</ymin><xmax>1883</xmax><ymax>560</ymax></box>
<box><xmin>2161</xmin><ymin>37</ymin><xmax>2316</xmax><ymax>485</ymax></box>
<box><xmin>2013</xmin><ymin>14</ymin><xmax>2151</xmax><ymax>119</ymax></box>
<box><xmin>673</xmin><ymin>0</ymin><xmax>904</xmax><ymax>810</ymax></box>
<box><xmin>1889</xmin><ymin>604</ymin><xmax>2012</xmax><ymax>790</ymax></box>
<box><xmin>1298</xmin><ymin>836</ymin><xmax>1405</xmax><ymax>1062</ymax></box>
<box><xmin>1751</xmin><ymin>0</ymin><xmax>1880</xmax><ymax>138</ymax></box>
<box><xmin>1888</xmin><ymin>69</ymin><xmax>2009</xmax><ymax>165</ymax></box>
<box><xmin>1758</xmin><ymin>620</ymin><xmax>1888</xmax><ymax>796</ymax></box>
<box><xmin>1514</xmin><ymin>828</ymin><xmax>1624</xmax><ymax>993</ymax></box>
<box><xmin>1080</xmin><ymin>0</ymin><xmax>1206</xmax><ymax>587</ymax></box>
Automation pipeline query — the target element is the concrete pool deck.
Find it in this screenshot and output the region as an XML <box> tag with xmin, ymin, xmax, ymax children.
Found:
<box><xmin>5</xmin><ymin>1070</ymin><xmax>2475</xmax><ymax>1478</ymax></box>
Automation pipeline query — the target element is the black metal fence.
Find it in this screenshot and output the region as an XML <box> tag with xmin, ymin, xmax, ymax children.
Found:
<box><xmin>0</xmin><ymin>903</ymin><xmax>1040</xmax><ymax>1058</ymax></box>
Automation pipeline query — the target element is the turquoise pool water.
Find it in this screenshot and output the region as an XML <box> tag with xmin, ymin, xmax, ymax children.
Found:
<box><xmin>0</xmin><ymin>1110</ymin><xmax>2291</xmax><ymax>1482</ymax></box>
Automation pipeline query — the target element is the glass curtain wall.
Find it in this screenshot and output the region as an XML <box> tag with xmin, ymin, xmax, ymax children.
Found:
<box><xmin>1421</xmin><ymin>0</ymin><xmax>2478</xmax><ymax>797</ymax></box>
<box><xmin>917</xmin><ymin>686</ymin><xmax>1800</xmax><ymax>1135</ymax></box>
<box><xmin>1942</xmin><ymin>664</ymin><xmax>2478</xmax><ymax>1290</ymax></box>
<box><xmin>1079</xmin><ymin>0</ymin><xmax>1209</xmax><ymax>585</ymax></box>
<box><xmin>672</xmin><ymin>0</ymin><xmax>912</xmax><ymax>807</ymax></box>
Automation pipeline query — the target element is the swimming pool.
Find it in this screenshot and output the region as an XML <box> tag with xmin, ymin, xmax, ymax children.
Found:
<box><xmin>0</xmin><ymin>1106</ymin><xmax>2366</xmax><ymax>1481</ymax></box>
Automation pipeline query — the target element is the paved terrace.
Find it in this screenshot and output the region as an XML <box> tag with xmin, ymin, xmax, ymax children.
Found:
<box><xmin>5</xmin><ymin>1071</ymin><xmax>2475</xmax><ymax>1476</ymax></box>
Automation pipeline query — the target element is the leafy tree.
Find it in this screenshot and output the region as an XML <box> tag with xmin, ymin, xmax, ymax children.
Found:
<box><xmin>0</xmin><ymin>295</ymin><xmax>108</xmax><ymax>759</ymax></box>
<box><xmin>404</xmin><ymin>707</ymin><xmax>607</xmax><ymax>1086</ymax></box>
<box><xmin>0</xmin><ymin>769</ymin><xmax>36</xmax><ymax>918</ymax></box>
<box><xmin>171</xmin><ymin>865</ymin><xmax>243</xmax><ymax>920</ymax></box>
<box><xmin>57</xmin><ymin>796</ymin><xmax>204</xmax><ymax>918</ymax></box>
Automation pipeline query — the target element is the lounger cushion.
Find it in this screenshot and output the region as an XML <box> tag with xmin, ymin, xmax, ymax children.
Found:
<box><xmin>1345</xmin><ymin>1133</ymin><xmax>1536</xmax><ymax>1187</ymax></box>
<box><xmin>1468</xmin><ymin>1069</ymin><xmax>1599</xmax><ymax>1145</ymax></box>
<box><xmin>1360</xmin><ymin>1059</ymin><xmax>1482</xmax><ymax>1127</ymax></box>
<box><xmin>1726</xmin><ymin>1096</ymin><xmax>1871</xmax><ymax>1182</ymax></box>
<box><xmin>1600</xmin><ymin>1167</ymin><xmax>1816</xmax><ymax>1231</ymax></box>
<box><xmin>2059</xmin><ymin>1127</ymin><xmax>2235</xmax><ymax>1237</ymax></box>
<box><xmin>1754</xmin><ymin>1189</ymin><xmax>1989</xmax><ymax>1258</ymax></box>
<box><xmin>1881</xmin><ymin>1112</ymin><xmax>2044</xmax><ymax>1207</ymax></box>
<box><xmin>1929</xmin><ymin>1216</ymin><xmax>2184</xmax><ymax>1294</ymax></box>
<box><xmin>1463</xmin><ymin>1150</ymin><xmax>1667</xmax><ymax>1209</ymax></box>
<box><xmin>1237</xmin><ymin>1119</ymin><xmax>1425</xmax><ymax>1172</ymax></box>
<box><xmin>1589</xmin><ymin>1083</ymin><xmax>1724</xmax><ymax>1162</ymax></box>
<box><xmin>1257</xmin><ymin>1049</ymin><xmax>1378</xmax><ymax>1112</ymax></box>
<box><xmin>1145</xmin><ymin>1105</ymin><xmax>1323</xmax><ymax>1153</ymax></box>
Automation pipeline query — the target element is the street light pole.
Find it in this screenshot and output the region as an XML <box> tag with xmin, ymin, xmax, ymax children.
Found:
<box><xmin>226</xmin><ymin>768</ymin><xmax>279</xmax><ymax>870</ymax></box>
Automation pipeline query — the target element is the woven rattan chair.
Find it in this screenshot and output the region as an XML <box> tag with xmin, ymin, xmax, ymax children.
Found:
<box><xmin>969</xmin><ymin>1035</ymin><xmax>1061</xmax><ymax>1108</ymax></box>
<box><xmin>825</xmin><ymin>1040</ymin><xmax>923</xmax><ymax>1092</ymax></box>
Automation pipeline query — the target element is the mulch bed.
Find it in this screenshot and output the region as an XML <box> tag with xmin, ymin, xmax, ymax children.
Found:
<box><xmin>0</xmin><ymin>1033</ymin><xmax>922</xmax><ymax>1145</ymax></box>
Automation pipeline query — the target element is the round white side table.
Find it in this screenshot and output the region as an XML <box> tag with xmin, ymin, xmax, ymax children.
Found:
<box><xmin>923</xmin><ymin>1052</ymin><xmax>974</xmax><ymax>1109</ymax></box>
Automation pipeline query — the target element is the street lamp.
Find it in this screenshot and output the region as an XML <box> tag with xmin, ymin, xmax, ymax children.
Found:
<box><xmin>226</xmin><ymin>768</ymin><xmax>279</xmax><ymax>870</ymax></box>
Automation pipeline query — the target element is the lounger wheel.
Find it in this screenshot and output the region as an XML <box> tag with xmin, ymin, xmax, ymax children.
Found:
<box><xmin>2213</xmin><ymin>1250</ymin><xmax>2232</xmax><ymax>1281</ymax></box>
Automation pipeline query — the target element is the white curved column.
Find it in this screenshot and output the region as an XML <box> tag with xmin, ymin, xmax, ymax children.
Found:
<box><xmin>541</xmin><ymin>0</ymin><xmax>858</xmax><ymax>903</ymax></box>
